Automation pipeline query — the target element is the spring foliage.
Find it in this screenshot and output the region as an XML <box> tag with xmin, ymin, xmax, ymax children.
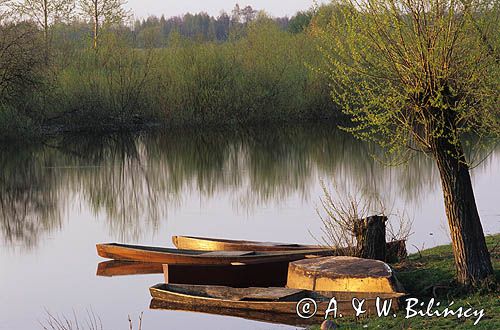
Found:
<box><xmin>312</xmin><ymin>0</ymin><xmax>500</xmax><ymax>160</ymax></box>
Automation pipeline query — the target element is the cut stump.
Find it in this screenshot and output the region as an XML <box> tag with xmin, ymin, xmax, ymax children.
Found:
<box><xmin>353</xmin><ymin>215</ymin><xmax>387</xmax><ymax>261</ymax></box>
<box><xmin>286</xmin><ymin>256</ymin><xmax>404</xmax><ymax>293</ymax></box>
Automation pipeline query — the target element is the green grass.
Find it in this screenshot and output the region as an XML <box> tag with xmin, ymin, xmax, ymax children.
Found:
<box><xmin>312</xmin><ymin>234</ymin><xmax>500</xmax><ymax>329</ymax></box>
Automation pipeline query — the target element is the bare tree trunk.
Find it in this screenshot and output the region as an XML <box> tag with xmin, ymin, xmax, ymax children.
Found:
<box><xmin>43</xmin><ymin>0</ymin><xmax>49</xmax><ymax>63</ymax></box>
<box><xmin>433</xmin><ymin>137</ymin><xmax>494</xmax><ymax>286</ymax></box>
<box><xmin>354</xmin><ymin>215</ymin><xmax>387</xmax><ymax>261</ymax></box>
<box><xmin>93</xmin><ymin>1</ymin><xmax>98</xmax><ymax>49</ymax></box>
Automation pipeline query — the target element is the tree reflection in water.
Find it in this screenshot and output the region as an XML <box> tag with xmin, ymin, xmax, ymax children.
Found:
<box><xmin>0</xmin><ymin>124</ymin><xmax>497</xmax><ymax>250</ymax></box>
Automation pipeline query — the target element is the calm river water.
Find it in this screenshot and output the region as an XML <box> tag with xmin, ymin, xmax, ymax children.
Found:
<box><xmin>1</xmin><ymin>124</ymin><xmax>499</xmax><ymax>329</ymax></box>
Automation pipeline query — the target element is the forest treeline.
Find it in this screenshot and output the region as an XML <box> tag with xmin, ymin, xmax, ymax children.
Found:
<box><xmin>131</xmin><ymin>4</ymin><xmax>313</xmax><ymax>46</ymax></box>
<box><xmin>0</xmin><ymin>1</ymin><xmax>325</xmax><ymax>139</ymax></box>
<box><xmin>1</xmin><ymin>1</ymin><xmax>497</xmax><ymax>141</ymax></box>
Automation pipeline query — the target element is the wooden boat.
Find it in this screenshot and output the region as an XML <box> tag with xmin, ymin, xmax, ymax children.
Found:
<box><xmin>172</xmin><ymin>235</ymin><xmax>321</xmax><ymax>252</ymax></box>
<box><xmin>149</xmin><ymin>299</ymin><xmax>322</xmax><ymax>327</ymax></box>
<box><xmin>172</xmin><ymin>236</ymin><xmax>407</xmax><ymax>258</ymax></box>
<box><xmin>163</xmin><ymin>262</ymin><xmax>290</xmax><ymax>287</ymax></box>
<box><xmin>150</xmin><ymin>283</ymin><xmax>406</xmax><ymax>317</ymax></box>
<box><xmin>287</xmin><ymin>256</ymin><xmax>405</xmax><ymax>293</ymax></box>
<box><xmin>96</xmin><ymin>243</ymin><xmax>333</xmax><ymax>265</ymax></box>
<box><xmin>96</xmin><ymin>260</ymin><xmax>163</xmax><ymax>277</ymax></box>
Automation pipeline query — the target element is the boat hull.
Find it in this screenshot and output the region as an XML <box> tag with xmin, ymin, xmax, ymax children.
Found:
<box><xmin>149</xmin><ymin>283</ymin><xmax>406</xmax><ymax>317</ymax></box>
<box><xmin>172</xmin><ymin>236</ymin><xmax>407</xmax><ymax>261</ymax></box>
<box><xmin>96</xmin><ymin>243</ymin><xmax>332</xmax><ymax>265</ymax></box>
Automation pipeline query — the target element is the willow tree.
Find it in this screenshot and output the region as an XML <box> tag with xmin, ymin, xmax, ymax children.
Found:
<box><xmin>313</xmin><ymin>0</ymin><xmax>499</xmax><ymax>286</ymax></box>
<box><xmin>79</xmin><ymin>0</ymin><xmax>129</xmax><ymax>49</ymax></box>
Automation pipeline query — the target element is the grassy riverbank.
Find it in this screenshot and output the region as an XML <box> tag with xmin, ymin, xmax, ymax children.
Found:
<box><xmin>312</xmin><ymin>234</ymin><xmax>500</xmax><ymax>329</ymax></box>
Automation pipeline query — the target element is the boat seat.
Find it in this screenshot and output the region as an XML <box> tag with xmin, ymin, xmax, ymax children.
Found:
<box><xmin>240</xmin><ymin>288</ymin><xmax>306</xmax><ymax>302</ymax></box>
<box><xmin>200</xmin><ymin>286</ymin><xmax>307</xmax><ymax>302</ymax></box>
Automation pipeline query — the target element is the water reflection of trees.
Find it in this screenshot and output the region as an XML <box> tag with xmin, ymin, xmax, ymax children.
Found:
<box><xmin>1</xmin><ymin>125</ymin><xmax>497</xmax><ymax>249</ymax></box>
<box><xmin>0</xmin><ymin>145</ymin><xmax>64</xmax><ymax>250</ymax></box>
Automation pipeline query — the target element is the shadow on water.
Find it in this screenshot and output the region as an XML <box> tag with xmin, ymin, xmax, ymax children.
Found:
<box><xmin>0</xmin><ymin>123</ymin><xmax>497</xmax><ymax>250</ymax></box>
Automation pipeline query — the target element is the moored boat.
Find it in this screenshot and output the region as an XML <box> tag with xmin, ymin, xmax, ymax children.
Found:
<box><xmin>172</xmin><ymin>235</ymin><xmax>321</xmax><ymax>252</ymax></box>
<box><xmin>96</xmin><ymin>243</ymin><xmax>333</xmax><ymax>265</ymax></box>
<box><xmin>171</xmin><ymin>236</ymin><xmax>407</xmax><ymax>261</ymax></box>
<box><xmin>149</xmin><ymin>283</ymin><xmax>406</xmax><ymax>317</ymax></box>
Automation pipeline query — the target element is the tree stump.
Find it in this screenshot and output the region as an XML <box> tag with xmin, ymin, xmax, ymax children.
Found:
<box><xmin>386</xmin><ymin>239</ymin><xmax>408</xmax><ymax>263</ymax></box>
<box><xmin>353</xmin><ymin>215</ymin><xmax>387</xmax><ymax>261</ymax></box>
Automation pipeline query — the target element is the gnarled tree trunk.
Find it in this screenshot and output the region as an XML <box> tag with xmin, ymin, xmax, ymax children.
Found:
<box><xmin>353</xmin><ymin>215</ymin><xmax>387</xmax><ymax>261</ymax></box>
<box><xmin>433</xmin><ymin>137</ymin><xmax>494</xmax><ymax>286</ymax></box>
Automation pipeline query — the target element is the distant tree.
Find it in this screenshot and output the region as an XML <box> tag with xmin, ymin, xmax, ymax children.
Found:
<box><xmin>313</xmin><ymin>0</ymin><xmax>499</xmax><ymax>287</ymax></box>
<box><xmin>273</xmin><ymin>16</ymin><xmax>289</xmax><ymax>30</ymax></box>
<box><xmin>78</xmin><ymin>0</ymin><xmax>129</xmax><ymax>49</ymax></box>
<box><xmin>215</xmin><ymin>11</ymin><xmax>230</xmax><ymax>40</ymax></box>
<box><xmin>13</xmin><ymin>0</ymin><xmax>75</xmax><ymax>60</ymax></box>
<box><xmin>240</xmin><ymin>5</ymin><xmax>256</xmax><ymax>23</ymax></box>
<box><xmin>288</xmin><ymin>10</ymin><xmax>312</xmax><ymax>33</ymax></box>
<box><xmin>137</xmin><ymin>24</ymin><xmax>162</xmax><ymax>48</ymax></box>
<box><xmin>231</xmin><ymin>3</ymin><xmax>241</xmax><ymax>24</ymax></box>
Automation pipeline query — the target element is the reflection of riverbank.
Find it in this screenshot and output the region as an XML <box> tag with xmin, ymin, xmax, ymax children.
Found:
<box><xmin>1</xmin><ymin>124</ymin><xmax>498</xmax><ymax>250</ymax></box>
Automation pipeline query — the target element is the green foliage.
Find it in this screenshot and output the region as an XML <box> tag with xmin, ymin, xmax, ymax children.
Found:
<box><xmin>313</xmin><ymin>0</ymin><xmax>500</xmax><ymax>159</ymax></box>
<box><xmin>39</xmin><ymin>21</ymin><xmax>336</xmax><ymax>132</ymax></box>
<box><xmin>288</xmin><ymin>10</ymin><xmax>313</xmax><ymax>33</ymax></box>
<box><xmin>0</xmin><ymin>104</ymin><xmax>38</xmax><ymax>139</ymax></box>
<box><xmin>50</xmin><ymin>34</ymin><xmax>157</xmax><ymax>130</ymax></box>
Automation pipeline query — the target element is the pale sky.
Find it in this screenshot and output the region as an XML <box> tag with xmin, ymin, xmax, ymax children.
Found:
<box><xmin>126</xmin><ymin>0</ymin><xmax>327</xmax><ymax>19</ymax></box>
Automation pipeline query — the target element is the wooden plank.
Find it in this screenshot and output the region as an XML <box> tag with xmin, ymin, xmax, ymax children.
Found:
<box><xmin>241</xmin><ymin>288</ymin><xmax>305</xmax><ymax>301</ymax></box>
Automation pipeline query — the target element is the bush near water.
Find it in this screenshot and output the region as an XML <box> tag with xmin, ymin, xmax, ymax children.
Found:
<box><xmin>0</xmin><ymin>10</ymin><xmax>335</xmax><ymax>139</ymax></box>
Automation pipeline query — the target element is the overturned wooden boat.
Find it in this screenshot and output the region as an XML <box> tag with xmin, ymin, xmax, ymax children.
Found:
<box><xmin>163</xmin><ymin>262</ymin><xmax>290</xmax><ymax>287</ymax></box>
<box><xmin>96</xmin><ymin>260</ymin><xmax>163</xmax><ymax>277</ymax></box>
<box><xmin>287</xmin><ymin>256</ymin><xmax>405</xmax><ymax>293</ymax></box>
<box><xmin>172</xmin><ymin>235</ymin><xmax>321</xmax><ymax>252</ymax></box>
<box><xmin>96</xmin><ymin>243</ymin><xmax>333</xmax><ymax>265</ymax></box>
<box><xmin>150</xmin><ymin>283</ymin><xmax>406</xmax><ymax>317</ymax></box>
